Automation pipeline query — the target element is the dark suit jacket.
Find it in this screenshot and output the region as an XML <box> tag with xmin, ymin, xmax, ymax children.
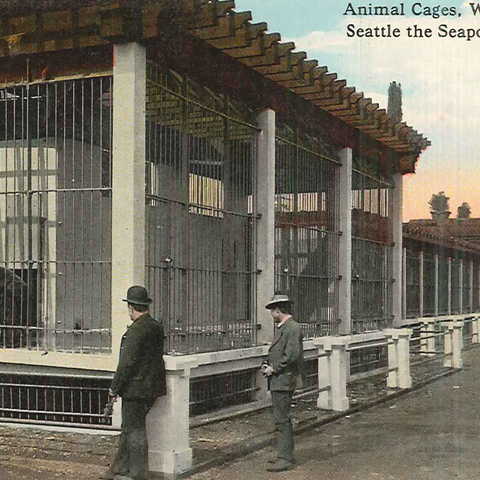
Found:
<box><xmin>268</xmin><ymin>318</ymin><xmax>305</xmax><ymax>392</ymax></box>
<box><xmin>111</xmin><ymin>313</ymin><xmax>167</xmax><ymax>400</ymax></box>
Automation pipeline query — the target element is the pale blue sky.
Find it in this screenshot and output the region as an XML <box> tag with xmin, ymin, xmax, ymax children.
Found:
<box><xmin>234</xmin><ymin>0</ymin><xmax>480</xmax><ymax>219</ymax></box>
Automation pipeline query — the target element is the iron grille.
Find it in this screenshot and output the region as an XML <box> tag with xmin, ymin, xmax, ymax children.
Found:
<box><xmin>274</xmin><ymin>125</ymin><xmax>340</xmax><ymax>337</ymax></box>
<box><xmin>451</xmin><ymin>256</ymin><xmax>461</xmax><ymax>314</ymax></box>
<box><xmin>350</xmin><ymin>345</ymin><xmax>388</xmax><ymax>375</ymax></box>
<box><xmin>0</xmin><ymin>77</ymin><xmax>113</xmax><ymax>352</ymax></box>
<box><xmin>474</xmin><ymin>262</ymin><xmax>480</xmax><ymax>312</ymax></box>
<box><xmin>189</xmin><ymin>369</ymin><xmax>257</xmax><ymax>416</ymax></box>
<box><xmin>351</xmin><ymin>154</ymin><xmax>393</xmax><ymax>333</ymax></box>
<box><xmin>144</xmin><ymin>63</ymin><xmax>258</xmax><ymax>354</ymax></box>
<box><xmin>0</xmin><ymin>373</ymin><xmax>112</xmax><ymax>427</ymax></box>
<box><xmin>405</xmin><ymin>249</ymin><xmax>420</xmax><ymax>318</ymax></box>
<box><xmin>423</xmin><ymin>252</ymin><xmax>436</xmax><ymax>316</ymax></box>
<box><xmin>438</xmin><ymin>252</ymin><xmax>449</xmax><ymax>315</ymax></box>
<box><xmin>463</xmin><ymin>257</ymin><xmax>471</xmax><ymax>313</ymax></box>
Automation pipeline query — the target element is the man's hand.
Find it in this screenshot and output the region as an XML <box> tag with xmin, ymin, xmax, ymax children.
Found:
<box><xmin>108</xmin><ymin>389</ymin><xmax>119</xmax><ymax>402</ymax></box>
<box><xmin>261</xmin><ymin>365</ymin><xmax>275</xmax><ymax>377</ymax></box>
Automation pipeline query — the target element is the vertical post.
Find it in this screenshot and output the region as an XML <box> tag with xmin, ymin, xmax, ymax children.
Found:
<box><xmin>392</xmin><ymin>174</ymin><xmax>403</xmax><ymax>327</ymax></box>
<box><xmin>419</xmin><ymin>250</ymin><xmax>424</xmax><ymax>319</ymax></box>
<box><xmin>318</xmin><ymin>337</ymin><xmax>350</xmax><ymax>411</ymax></box>
<box><xmin>434</xmin><ymin>253</ymin><xmax>439</xmax><ymax>317</ymax></box>
<box><xmin>384</xmin><ymin>329</ymin><xmax>412</xmax><ymax>389</ymax></box>
<box><xmin>459</xmin><ymin>259</ymin><xmax>463</xmax><ymax>314</ymax></box>
<box><xmin>447</xmin><ymin>257</ymin><xmax>452</xmax><ymax>316</ymax></box>
<box><xmin>111</xmin><ymin>43</ymin><xmax>147</xmax><ymax>354</ymax></box>
<box><xmin>443</xmin><ymin>321</ymin><xmax>464</xmax><ymax>369</ymax></box>
<box><xmin>147</xmin><ymin>358</ymin><xmax>199</xmax><ymax>475</ymax></box>
<box><xmin>421</xmin><ymin>318</ymin><xmax>436</xmax><ymax>356</ymax></box>
<box><xmin>338</xmin><ymin>148</ymin><xmax>352</xmax><ymax>335</ymax></box>
<box><xmin>402</xmin><ymin>247</ymin><xmax>407</xmax><ymax>321</ymax></box>
<box><xmin>472</xmin><ymin>316</ymin><xmax>479</xmax><ymax>344</ymax></box>
<box><xmin>470</xmin><ymin>260</ymin><xmax>474</xmax><ymax>314</ymax></box>
<box><xmin>255</xmin><ymin>109</ymin><xmax>276</xmax><ymax>345</ymax></box>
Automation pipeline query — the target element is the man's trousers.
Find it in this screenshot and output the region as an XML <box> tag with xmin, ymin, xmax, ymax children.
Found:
<box><xmin>109</xmin><ymin>399</ymin><xmax>154</xmax><ymax>480</ymax></box>
<box><xmin>271</xmin><ymin>390</ymin><xmax>295</xmax><ymax>463</ymax></box>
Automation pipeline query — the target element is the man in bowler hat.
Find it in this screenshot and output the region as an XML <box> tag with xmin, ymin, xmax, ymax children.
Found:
<box><xmin>262</xmin><ymin>294</ymin><xmax>304</xmax><ymax>472</ymax></box>
<box><xmin>101</xmin><ymin>286</ymin><xmax>166</xmax><ymax>480</ymax></box>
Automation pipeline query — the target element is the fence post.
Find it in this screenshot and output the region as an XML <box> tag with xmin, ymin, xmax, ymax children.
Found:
<box><xmin>443</xmin><ymin>321</ymin><xmax>464</xmax><ymax>369</ymax></box>
<box><xmin>421</xmin><ymin>318</ymin><xmax>436</xmax><ymax>356</ymax></box>
<box><xmin>111</xmin><ymin>42</ymin><xmax>147</xmax><ymax>355</ymax></box>
<box><xmin>317</xmin><ymin>337</ymin><xmax>350</xmax><ymax>411</ymax></box>
<box><xmin>338</xmin><ymin>148</ymin><xmax>352</xmax><ymax>336</ymax></box>
<box><xmin>147</xmin><ymin>357</ymin><xmax>199</xmax><ymax>476</ymax></box>
<box><xmin>472</xmin><ymin>316</ymin><xmax>480</xmax><ymax>344</ymax></box>
<box><xmin>448</xmin><ymin>257</ymin><xmax>452</xmax><ymax>315</ymax></box>
<box><xmin>434</xmin><ymin>253</ymin><xmax>439</xmax><ymax>317</ymax></box>
<box><xmin>255</xmin><ymin>109</ymin><xmax>276</xmax><ymax>347</ymax></box>
<box><xmin>392</xmin><ymin>173</ymin><xmax>403</xmax><ymax>327</ymax></box>
<box><xmin>419</xmin><ymin>250</ymin><xmax>424</xmax><ymax>319</ymax></box>
<box><xmin>459</xmin><ymin>259</ymin><xmax>464</xmax><ymax>314</ymax></box>
<box><xmin>384</xmin><ymin>329</ymin><xmax>412</xmax><ymax>389</ymax></box>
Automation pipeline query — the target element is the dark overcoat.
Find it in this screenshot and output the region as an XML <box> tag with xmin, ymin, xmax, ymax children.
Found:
<box><xmin>110</xmin><ymin>313</ymin><xmax>167</xmax><ymax>400</ymax></box>
<box><xmin>268</xmin><ymin>318</ymin><xmax>305</xmax><ymax>392</ymax></box>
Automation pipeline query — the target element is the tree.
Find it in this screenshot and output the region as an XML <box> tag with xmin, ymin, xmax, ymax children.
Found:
<box><xmin>387</xmin><ymin>81</ymin><xmax>403</xmax><ymax>122</ymax></box>
<box><xmin>429</xmin><ymin>191</ymin><xmax>450</xmax><ymax>213</ymax></box>
<box><xmin>457</xmin><ymin>202</ymin><xmax>471</xmax><ymax>219</ymax></box>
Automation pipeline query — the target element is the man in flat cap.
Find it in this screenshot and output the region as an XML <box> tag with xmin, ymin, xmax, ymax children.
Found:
<box><xmin>101</xmin><ymin>286</ymin><xmax>166</xmax><ymax>480</ymax></box>
<box><xmin>262</xmin><ymin>294</ymin><xmax>304</xmax><ymax>472</ymax></box>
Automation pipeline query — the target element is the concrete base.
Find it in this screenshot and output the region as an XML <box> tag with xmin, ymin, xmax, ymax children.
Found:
<box><xmin>149</xmin><ymin>448</ymin><xmax>193</xmax><ymax>476</ymax></box>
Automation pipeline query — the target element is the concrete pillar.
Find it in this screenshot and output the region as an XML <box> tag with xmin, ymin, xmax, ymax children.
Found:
<box><xmin>111</xmin><ymin>43</ymin><xmax>147</xmax><ymax>354</ymax></box>
<box><xmin>317</xmin><ymin>336</ymin><xmax>350</xmax><ymax>411</ymax></box>
<box><xmin>459</xmin><ymin>259</ymin><xmax>464</xmax><ymax>314</ymax></box>
<box><xmin>402</xmin><ymin>247</ymin><xmax>407</xmax><ymax>321</ymax></box>
<box><xmin>255</xmin><ymin>109</ymin><xmax>276</xmax><ymax>345</ymax></box>
<box><xmin>434</xmin><ymin>253</ymin><xmax>439</xmax><ymax>317</ymax></box>
<box><xmin>384</xmin><ymin>328</ymin><xmax>412</xmax><ymax>389</ymax></box>
<box><xmin>338</xmin><ymin>148</ymin><xmax>352</xmax><ymax>335</ymax></box>
<box><xmin>147</xmin><ymin>357</ymin><xmax>199</xmax><ymax>476</ymax></box>
<box><xmin>111</xmin><ymin>397</ymin><xmax>122</xmax><ymax>429</ymax></box>
<box><xmin>421</xmin><ymin>318</ymin><xmax>436</xmax><ymax>356</ymax></box>
<box><xmin>472</xmin><ymin>316</ymin><xmax>480</xmax><ymax>344</ymax></box>
<box><xmin>443</xmin><ymin>321</ymin><xmax>464</xmax><ymax>369</ymax></box>
<box><xmin>392</xmin><ymin>174</ymin><xmax>403</xmax><ymax>327</ymax></box>
<box><xmin>470</xmin><ymin>260</ymin><xmax>474</xmax><ymax>313</ymax></box>
<box><xmin>419</xmin><ymin>250</ymin><xmax>424</xmax><ymax>318</ymax></box>
<box><xmin>447</xmin><ymin>257</ymin><xmax>452</xmax><ymax>315</ymax></box>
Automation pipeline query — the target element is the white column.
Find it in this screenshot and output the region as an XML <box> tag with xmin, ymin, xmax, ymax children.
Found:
<box><xmin>111</xmin><ymin>43</ymin><xmax>147</xmax><ymax>354</ymax></box>
<box><xmin>147</xmin><ymin>357</ymin><xmax>199</xmax><ymax>475</ymax></box>
<box><xmin>434</xmin><ymin>253</ymin><xmax>439</xmax><ymax>317</ymax></box>
<box><xmin>402</xmin><ymin>247</ymin><xmax>407</xmax><ymax>321</ymax></box>
<box><xmin>255</xmin><ymin>109</ymin><xmax>276</xmax><ymax>345</ymax></box>
<box><xmin>317</xmin><ymin>337</ymin><xmax>350</xmax><ymax>411</ymax></box>
<box><xmin>338</xmin><ymin>148</ymin><xmax>352</xmax><ymax>335</ymax></box>
<box><xmin>419</xmin><ymin>250</ymin><xmax>424</xmax><ymax>318</ymax></box>
<box><xmin>459</xmin><ymin>259</ymin><xmax>464</xmax><ymax>314</ymax></box>
<box><xmin>421</xmin><ymin>318</ymin><xmax>436</xmax><ymax>356</ymax></box>
<box><xmin>447</xmin><ymin>257</ymin><xmax>452</xmax><ymax>316</ymax></box>
<box><xmin>392</xmin><ymin>174</ymin><xmax>403</xmax><ymax>327</ymax></box>
<box><xmin>472</xmin><ymin>316</ymin><xmax>480</xmax><ymax>344</ymax></box>
<box><xmin>470</xmin><ymin>260</ymin><xmax>474</xmax><ymax>313</ymax></box>
<box><xmin>384</xmin><ymin>328</ymin><xmax>412</xmax><ymax>389</ymax></box>
<box><xmin>443</xmin><ymin>321</ymin><xmax>464</xmax><ymax>369</ymax></box>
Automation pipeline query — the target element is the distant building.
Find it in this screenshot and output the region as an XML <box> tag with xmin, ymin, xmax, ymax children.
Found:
<box><xmin>405</xmin><ymin>218</ymin><xmax>480</xmax><ymax>245</ymax></box>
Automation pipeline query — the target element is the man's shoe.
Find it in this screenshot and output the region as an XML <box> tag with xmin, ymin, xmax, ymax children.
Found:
<box><xmin>266</xmin><ymin>460</ymin><xmax>294</xmax><ymax>472</ymax></box>
<box><xmin>113</xmin><ymin>476</ymin><xmax>134</xmax><ymax>480</ymax></box>
<box><xmin>99</xmin><ymin>470</ymin><xmax>115</xmax><ymax>479</ymax></box>
<box><xmin>268</xmin><ymin>458</ymin><xmax>295</xmax><ymax>464</ymax></box>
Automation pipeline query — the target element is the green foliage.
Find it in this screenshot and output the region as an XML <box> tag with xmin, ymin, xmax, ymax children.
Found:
<box><xmin>429</xmin><ymin>191</ymin><xmax>449</xmax><ymax>213</ymax></box>
<box><xmin>457</xmin><ymin>202</ymin><xmax>471</xmax><ymax>219</ymax></box>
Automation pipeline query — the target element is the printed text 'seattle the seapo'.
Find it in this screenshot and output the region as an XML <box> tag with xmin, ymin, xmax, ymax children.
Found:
<box><xmin>345</xmin><ymin>2</ymin><xmax>480</xmax><ymax>40</ymax></box>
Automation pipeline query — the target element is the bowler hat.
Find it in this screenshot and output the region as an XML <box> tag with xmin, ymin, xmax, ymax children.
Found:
<box><xmin>265</xmin><ymin>294</ymin><xmax>293</xmax><ymax>310</ymax></box>
<box><xmin>123</xmin><ymin>285</ymin><xmax>152</xmax><ymax>306</ymax></box>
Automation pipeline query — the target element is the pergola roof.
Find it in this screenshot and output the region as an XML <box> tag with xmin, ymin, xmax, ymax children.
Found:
<box><xmin>0</xmin><ymin>0</ymin><xmax>430</xmax><ymax>172</ymax></box>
